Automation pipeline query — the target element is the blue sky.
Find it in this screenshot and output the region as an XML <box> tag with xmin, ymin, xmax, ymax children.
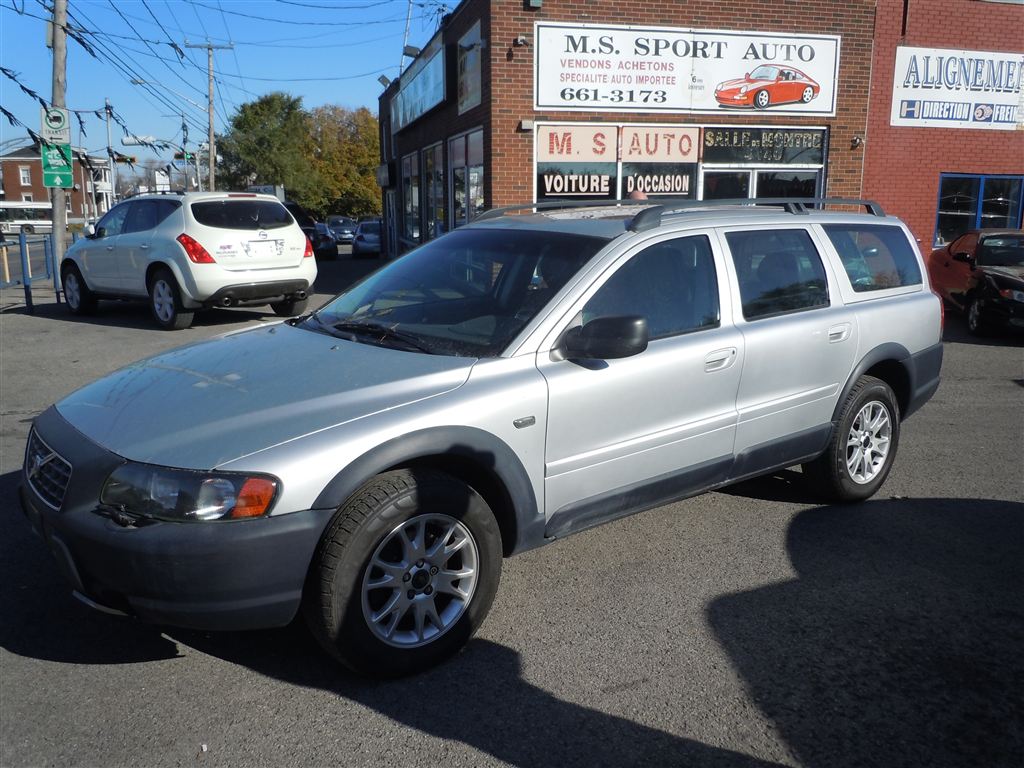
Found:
<box><xmin>1</xmin><ymin>0</ymin><xmax>446</xmax><ymax>161</ymax></box>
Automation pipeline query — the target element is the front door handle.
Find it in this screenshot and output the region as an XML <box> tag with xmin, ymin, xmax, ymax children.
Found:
<box><xmin>828</xmin><ymin>323</ymin><xmax>852</xmax><ymax>343</ymax></box>
<box><xmin>139</xmin><ymin>244</ymin><xmax>149</xmax><ymax>250</ymax></box>
<box><xmin>704</xmin><ymin>347</ymin><xmax>737</xmax><ymax>372</ymax></box>
<box><xmin>105</xmin><ymin>246</ymin><xmax>114</xmax><ymax>251</ymax></box>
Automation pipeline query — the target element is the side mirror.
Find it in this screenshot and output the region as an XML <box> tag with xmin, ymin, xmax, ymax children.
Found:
<box><xmin>952</xmin><ymin>251</ymin><xmax>974</xmax><ymax>264</ymax></box>
<box><xmin>84</xmin><ymin>223</ymin><xmax>96</xmax><ymax>238</ymax></box>
<box><xmin>560</xmin><ymin>316</ymin><xmax>648</xmax><ymax>361</ymax></box>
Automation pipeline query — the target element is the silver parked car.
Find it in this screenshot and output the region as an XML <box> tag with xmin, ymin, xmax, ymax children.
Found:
<box><xmin>351</xmin><ymin>219</ymin><xmax>381</xmax><ymax>256</ymax></box>
<box><xmin>21</xmin><ymin>198</ymin><xmax>942</xmax><ymax>677</ymax></box>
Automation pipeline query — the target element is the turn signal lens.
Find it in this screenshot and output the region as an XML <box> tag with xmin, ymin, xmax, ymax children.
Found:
<box><xmin>303</xmin><ymin>237</ymin><xmax>314</xmax><ymax>258</ymax></box>
<box><xmin>177</xmin><ymin>233</ymin><xmax>215</xmax><ymax>264</ymax></box>
<box><xmin>230</xmin><ymin>477</ymin><xmax>279</xmax><ymax>519</ymax></box>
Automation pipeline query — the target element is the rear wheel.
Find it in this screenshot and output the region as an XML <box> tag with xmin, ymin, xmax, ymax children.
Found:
<box><xmin>304</xmin><ymin>469</ymin><xmax>502</xmax><ymax>677</ymax></box>
<box><xmin>803</xmin><ymin>375</ymin><xmax>900</xmax><ymax>502</ymax></box>
<box><xmin>801</xmin><ymin>86</ymin><xmax>815</xmax><ymax>103</ymax></box>
<box><xmin>270</xmin><ymin>297</ymin><xmax>309</xmax><ymax>317</ymax></box>
<box><xmin>148</xmin><ymin>268</ymin><xmax>194</xmax><ymax>330</ymax></box>
<box><xmin>61</xmin><ymin>263</ymin><xmax>97</xmax><ymax>315</ymax></box>
<box><xmin>966</xmin><ymin>298</ymin><xmax>987</xmax><ymax>336</ymax></box>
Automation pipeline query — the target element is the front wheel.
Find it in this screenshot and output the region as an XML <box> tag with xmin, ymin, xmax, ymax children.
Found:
<box><xmin>966</xmin><ymin>298</ymin><xmax>987</xmax><ymax>336</ymax></box>
<box><xmin>61</xmin><ymin>263</ymin><xmax>97</xmax><ymax>315</ymax></box>
<box><xmin>148</xmin><ymin>268</ymin><xmax>194</xmax><ymax>330</ymax></box>
<box><xmin>754</xmin><ymin>89</ymin><xmax>770</xmax><ymax>109</ymax></box>
<box><xmin>304</xmin><ymin>469</ymin><xmax>502</xmax><ymax>677</ymax></box>
<box><xmin>803</xmin><ymin>375</ymin><xmax>900</xmax><ymax>502</ymax></box>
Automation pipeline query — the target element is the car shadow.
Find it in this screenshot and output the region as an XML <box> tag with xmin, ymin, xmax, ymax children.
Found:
<box><xmin>707</xmin><ymin>496</ymin><xmax>1024</xmax><ymax>768</ymax></box>
<box><xmin>942</xmin><ymin>307</ymin><xmax>1024</xmax><ymax>347</ymax></box>
<box><xmin>0</xmin><ymin>296</ymin><xmax>278</xmax><ymax>330</ymax></box>
<box><xmin>716</xmin><ymin>468</ymin><xmax>822</xmax><ymax>505</ymax></box>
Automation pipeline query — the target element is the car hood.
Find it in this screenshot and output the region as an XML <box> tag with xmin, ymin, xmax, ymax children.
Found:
<box><xmin>718</xmin><ymin>77</ymin><xmax>767</xmax><ymax>90</ymax></box>
<box><xmin>979</xmin><ymin>265</ymin><xmax>1024</xmax><ymax>286</ymax></box>
<box><xmin>56</xmin><ymin>324</ymin><xmax>476</xmax><ymax>469</ymax></box>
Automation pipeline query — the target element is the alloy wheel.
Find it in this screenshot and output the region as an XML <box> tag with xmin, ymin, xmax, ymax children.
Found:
<box><xmin>361</xmin><ymin>513</ymin><xmax>479</xmax><ymax>648</ymax></box>
<box><xmin>152</xmin><ymin>280</ymin><xmax>175</xmax><ymax>323</ymax></box>
<box><xmin>846</xmin><ymin>400</ymin><xmax>892</xmax><ymax>484</ymax></box>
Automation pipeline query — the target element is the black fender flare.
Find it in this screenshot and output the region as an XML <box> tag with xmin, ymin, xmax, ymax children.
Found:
<box><xmin>311</xmin><ymin>426</ymin><xmax>542</xmax><ymax>556</ymax></box>
<box><xmin>831</xmin><ymin>342</ymin><xmax>912</xmax><ymax>425</ymax></box>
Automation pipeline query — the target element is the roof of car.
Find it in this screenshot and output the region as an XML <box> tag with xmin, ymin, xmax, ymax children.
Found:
<box><xmin>466</xmin><ymin>199</ymin><xmax>900</xmax><ymax>240</ymax></box>
<box><xmin>126</xmin><ymin>191</ymin><xmax>283</xmax><ymax>203</ymax></box>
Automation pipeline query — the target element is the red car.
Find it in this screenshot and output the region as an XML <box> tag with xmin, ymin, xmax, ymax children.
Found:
<box><xmin>927</xmin><ymin>229</ymin><xmax>1024</xmax><ymax>334</ymax></box>
<box><xmin>715</xmin><ymin>65</ymin><xmax>820</xmax><ymax>109</ymax></box>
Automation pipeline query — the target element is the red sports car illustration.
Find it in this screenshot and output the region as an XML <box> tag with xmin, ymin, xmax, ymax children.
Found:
<box><xmin>714</xmin><ymin>65</ymin><xmax>820</xmax><ymax>109</ymax></box>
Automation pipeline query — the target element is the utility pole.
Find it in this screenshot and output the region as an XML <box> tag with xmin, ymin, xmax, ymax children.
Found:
<box><xmin>50</xmin><ymin>0</ymin><xmax>68</xmax><ymax>266</ymax></box>
<box><xmin>105</xmin><ymin>97</ymin><xmax>116</xmax><ymax>207</ymax></box>
<box><xmin>184</xmin><ymin>40</ymin><xmax>232</xmax><ymax>191</ymax></box>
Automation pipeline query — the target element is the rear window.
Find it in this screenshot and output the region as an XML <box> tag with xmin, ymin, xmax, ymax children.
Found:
<box><xmin>823</xmin><ymin>224</ymin><xmax>922</xmax><ymax>292</ymax></box>
<box><xmin>191</xmin><ymin>200</ymin><xmax>294</xmax><ymax>230</ymax></box>
<box><xmin>360</xmin><ymin>222</ymin><xmax>381</xmax><ymax>236</ymax></box>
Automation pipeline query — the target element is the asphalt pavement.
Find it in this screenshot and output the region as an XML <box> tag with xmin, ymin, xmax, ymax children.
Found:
<box><xmin>1</xmin><ymin>254</ymin><xmax>1021</xmax><ymax>767</ymax></box>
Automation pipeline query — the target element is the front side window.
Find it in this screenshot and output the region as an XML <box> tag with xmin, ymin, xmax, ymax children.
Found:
<box><xmin>96</xmin><ymin>202</ymin><xmax>130</xmax><ymax>237</ymax></box>
<box><xmin>823</xmin><ymin>225</ymin><xmax>922</xmax><ymax>292</ymax></box>
<box><xmin>307</xmin><ymin>228</ymin><xmax>606</xmax><ymax>357</ymax></box>
<box><xmin>583</xmin><ymin>236</ymin><xmax>720</xmax><ymax>339</ymax></box>
<box><xmin>725</xmin><ymin>229</ymin><xmax>829</xmax><ymax>320</ymax></box>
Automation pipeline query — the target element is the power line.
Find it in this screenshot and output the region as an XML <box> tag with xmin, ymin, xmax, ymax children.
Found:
<box><xmin>185</xmin><ymin>0</ymin><xmax>416</xmax><ymax>27</ymax></box>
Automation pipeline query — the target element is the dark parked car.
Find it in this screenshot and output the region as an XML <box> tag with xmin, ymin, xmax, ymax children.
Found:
<box><xmin>352</xmin><ymin>219</ymin><xmax>382</xmax><ymax>257</ymax></box>
<box><xmin>326</xmin><ymin>216</ymin><xmax>357</xmax><ymax>244</ymax></box>
<box><xmin>927</xmin><ymin>229</ymin><xmax>1024</xmax><ymax>334</ymax></box>
<box><xmin>284</xmin><ymin>201</ymin><xmax>337</xmax><ymax>260</ymax></box>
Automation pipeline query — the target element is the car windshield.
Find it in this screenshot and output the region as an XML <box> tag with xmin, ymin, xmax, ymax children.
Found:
<box><xmin>328</xmin><ymin>217</ymin><xmax>355</xmax><ymax>228</ymax></box>
<box><xmin>190</xmin><ymin>200</ymin><xmax>293</xmax><ymax>230</ymax></box>
<box><xmin>305</xmin><ymin>228</ymin><xmax>606</xmax><ymax>356</ymax></box>
<box><xmin>976</xmin><ymin>234</ymin><xmax>1024</xmax><ymax>267</ymax></box>
<box><xmin>750</xmin><ymin>66</ymin><xmax>779</xmax><ymax>80</ymax></box>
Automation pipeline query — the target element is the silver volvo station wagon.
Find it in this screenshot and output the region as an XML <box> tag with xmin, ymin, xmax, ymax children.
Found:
<box><xmin>21</xmin><ymin>198</ymin><xmax>943</xmax><ymax>676</ymax></box>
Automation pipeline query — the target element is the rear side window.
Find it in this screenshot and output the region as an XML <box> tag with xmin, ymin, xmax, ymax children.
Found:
<box><xmin>823</xmin><ymin>225</ymin><xmax>922</xmax><ymax>292</ymax></box>
<box><xmin>725</xmin><ymin>229</ymin><xmax>829</xmax><ymax>320</ymax></box>
<box><xmin>190</xmin><ymin>200</ymin><xmax>293</xmax><ymax>230</ymax></box>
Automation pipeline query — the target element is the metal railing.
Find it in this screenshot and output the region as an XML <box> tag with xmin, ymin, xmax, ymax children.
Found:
<box><xmin>0</xmin><ymin>230</ymin><xmax>66</xmax><ymax>313</ymax></box>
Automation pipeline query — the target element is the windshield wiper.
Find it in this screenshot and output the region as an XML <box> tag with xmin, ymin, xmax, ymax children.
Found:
<box><xmin>330</xmin><ymin>320</ymin><xmax>434</xmax><ymax>354</ymax></box>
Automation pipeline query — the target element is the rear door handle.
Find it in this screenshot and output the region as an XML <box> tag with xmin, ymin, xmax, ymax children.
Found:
<box><xmin>828</xmin><ymin>323</ymin><xmax>852</xmax><ymax>343</ymax></box>
<box><xmin>105</xmin><ymin>246</ymin><xmax>114</xmax><ymax>251</ymax></box>
<box><xmin>704</xmin><ymin>347</ymin><xmax>737</xmax><ymax>372</ymax></box>
<box><xmin>139</xmin><ymin>244</ymin><xmax>149</xmax><ymax>250</ymax></box>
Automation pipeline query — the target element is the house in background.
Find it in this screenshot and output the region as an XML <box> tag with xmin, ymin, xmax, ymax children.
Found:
<box><xmin>0</xmin><ymin>142</ymin><xmax>112</xmax><ymax>219</ymax></box>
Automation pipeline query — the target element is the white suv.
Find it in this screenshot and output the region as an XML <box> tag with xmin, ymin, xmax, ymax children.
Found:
<box><xmin>60</xmin><ymin>192</ymin><xmax>317</xmax><ymax>329</ymax></box>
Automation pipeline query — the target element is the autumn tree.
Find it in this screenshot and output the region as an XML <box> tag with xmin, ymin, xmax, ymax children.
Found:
<box><xmin>309</xmin><ymin>105</ymin><xmax>381</xmax><ymax>218</ymax></box>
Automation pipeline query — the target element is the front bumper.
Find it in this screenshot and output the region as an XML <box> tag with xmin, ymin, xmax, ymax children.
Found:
<box><xmin>20</xmin><ymin>407</ymin><xmax>333</xmax><ymax>630</ymax></box>
<box><xmin>978</xmin><ymin>296</ymin><xmax>1024</xmax><ymax>330</ymax></box>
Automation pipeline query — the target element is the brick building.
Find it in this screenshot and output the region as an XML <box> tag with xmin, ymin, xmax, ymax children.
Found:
<box><xmin>0</xmin><ymin>143</ymin><xmax>112</xmax><ymax>225</ymax></box>
<box><xmin>378</xmin><ymin>0</ymin><xmax>1022</xmax><ymax>258</ymax></box>
<box><xmin>863</xmin><ymin>0</ymin><xmax>1024</xmax><ymax>248</ymax></box>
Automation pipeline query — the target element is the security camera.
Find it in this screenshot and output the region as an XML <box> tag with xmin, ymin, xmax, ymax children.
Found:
<box><xmin>513</xmin><ymin>35</ymin><xmax>529</xmax><ymax>47</ymax></box>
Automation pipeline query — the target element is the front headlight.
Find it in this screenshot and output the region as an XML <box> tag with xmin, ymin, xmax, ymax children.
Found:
<box><xmin>101</xmin><ymin>463</ymin><xmax>279</xmax><ymax>522</ymax></box>
<box><xmin>739</xmin><ymin>85</ymin><xmax>748</xmax><ymax>95</ymax></box>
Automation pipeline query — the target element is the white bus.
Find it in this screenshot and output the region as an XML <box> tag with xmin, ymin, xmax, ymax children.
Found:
<box><xmin>0</xmin><ymin>201</ymin><xmax>53</xmax><ymax>235</ymax></box>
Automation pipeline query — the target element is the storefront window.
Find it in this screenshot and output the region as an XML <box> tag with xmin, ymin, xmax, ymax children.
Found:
<box><xmin>935</xmin><ymin>175</ymin><xmax>1024</xmax><ymax>246</ymax></box>
<box><xmin>402</xmin><ymin>152</ymin><xmax>420</xmax><ymax>242</ymax></box>
<box><xmin>756</xmin><ymin>171</ymin><xmax>819</xmax><ymax>198</ymax></box>
<box><xmin>449</xmin><ymin>129</ymin><xmax>484</xmax><ymax>228</ymax></box>
<box><xmin>424</xmin><ymin>143</ymin><xmax>445</xmax><ymax>240</ymax></box>
<box><xmin>703</xmin><ymin>171</ymin><xmax>750</xmax><ymax>199</ymax></box>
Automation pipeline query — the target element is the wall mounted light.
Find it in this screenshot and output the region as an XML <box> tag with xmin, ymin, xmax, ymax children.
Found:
<box><xmin>403</xmin><ymin>45</ymin><xmax>421</xmax><ymax>58</ymax></box>
<box><xmin>519</xmin><ymin>119</ymin><xmax>535</xmax><ymax>132</ymax></box>
<box><xmin>851</xmin><ymin>135</ymin><xmax>864</xmax><ymax>149</ymax></box>
<box><xmin>513</xmin><ymin>35</ymin><xmax>530</xmax><ymax>47</ymax></box>
<box><xmin>377</xmin><ymin>75</ymin><xmax>392</xmax><ymax>87</ymax></box>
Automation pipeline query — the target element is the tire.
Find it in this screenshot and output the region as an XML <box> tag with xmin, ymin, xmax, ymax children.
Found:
<box><xmin>754</xmin><ymin>89</ymin><xmax>770</xmax><ymax>109</ymax></box>
<box><xmin>304</xmin><ymin>469</ymin><xmax>502</xmax><ymax>677</ymax></box>
<box><xmin>148</xmin><ymin>268</ymin><xmax>194</xmax><ymax>330</ymax></box>
<box><xmin>61</xmin><ymin>263</ymin><xmax>97</xmax><ymax>315</ymax></box>
<box><xmin>966</xmin><ymin>297</ymin><xmax>987</xmax><ymax>336</ymax></box>
<box><xmin>801</xmin><ymin>86</ymin><xmax>815</xmax><ymax>103</ymax></box>
<box><xmin>270</xmin><ymin>297</ymin><xmax>309</xmax><ymax>317</ymax></box>
<box><xmin>803</xmin><ymin>375</ymin><xmax>900</xmax><ymax>502</ymax></box>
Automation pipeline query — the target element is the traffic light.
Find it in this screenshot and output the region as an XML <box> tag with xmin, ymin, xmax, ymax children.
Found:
<box><xmin>174</xmin><ymin>151</ymin><xmax>195</xmax><ymax>161</ymax></box>
<box><xmin>113</xmin><ymin>153</ymin><xmax>136</xmax><ymax>164</ymax></box>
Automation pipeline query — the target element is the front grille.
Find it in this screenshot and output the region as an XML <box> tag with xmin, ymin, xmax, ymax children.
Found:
<box><xmin>24</xmin><ymin>429</ymin><xmax>72</xmax><ymax>510</ymax></box>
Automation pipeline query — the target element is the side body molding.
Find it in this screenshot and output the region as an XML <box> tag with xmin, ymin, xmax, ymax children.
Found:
<box><xmin>311</xmin><ymin>426</ymin><xmax>543</xmax><ymax>556</ymax></box>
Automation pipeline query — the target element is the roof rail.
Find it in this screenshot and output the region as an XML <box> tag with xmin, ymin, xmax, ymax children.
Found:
<box><xmin>123</xmin><ymin>188</ymin><xmax>188</xmax><ymax>199</ymax></box>
<box><xmin>629</xmin><ymin>197</ymin><xmax>886</xmax><ymax>232</ymax></box>
<box><xmin>475</xmin><ymin>198</ymin><xmax>653</xmax><ymax>221</ymax></box>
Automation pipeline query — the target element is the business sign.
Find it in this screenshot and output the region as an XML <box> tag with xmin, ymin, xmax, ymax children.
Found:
<box><xmin>535</xmin><ymin>22</ymin><xmax>840</xmax><ymax>116</ymax></box>
<box><xmin>890</xmin><ymin>46</ymin><xmax>1024</xmax><ymax>130</ymax></box>
<box><xmin>391</xmin><ymin>34</ymin><xmax>445</xmax><ymax>132</ymax></box>
<box><xmin>703</xmin><ymin>127</ymin><xmax>826</xmax><ymax>164</ymax></box>
<box><xmin>536</xmin><ymin>124</ymin><xmax>616</xmax><ymax>199</ymax></box>
<box><xmin>40</xmin><ymin>106</ymin><xmax>71</xmax><ymax>144</ymax></box>
<box><xmin>621</xmin><ymin>125</ymin><xmax>698</xmax><ymax>197</ymax></box>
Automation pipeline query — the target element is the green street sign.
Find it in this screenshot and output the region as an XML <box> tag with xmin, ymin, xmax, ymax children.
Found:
<box><xmin>42</xmin><ymin>143</ymin><xmax>74</xmax><ymax>189</ymax></box>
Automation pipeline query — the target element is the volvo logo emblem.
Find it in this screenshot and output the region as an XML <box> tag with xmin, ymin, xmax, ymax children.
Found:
<box><xmin>29</xmin><ymin>450</ymin><xmax>55</xmax><ymax>480</ymax></box>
